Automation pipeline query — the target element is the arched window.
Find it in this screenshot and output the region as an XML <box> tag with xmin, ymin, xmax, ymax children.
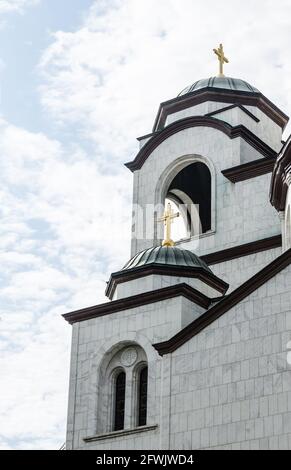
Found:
<box><xmin>166</xmin><ymin>161</ymin><xmax>212</xmax><ymax>238</ymax></box>
<box><xmin>137</xmin><ymin>366</ymin><xmax>148</xmax><ymax>426</ymax></box>
<box><xmin>96</xmin><ymin>344</ymin><xmax>148</xmax><ymax>434</ymax></box>
<box><xmin>113</xmin><ymin>370</ymin><xmax>126</xmax><ymax>431</ymax></box>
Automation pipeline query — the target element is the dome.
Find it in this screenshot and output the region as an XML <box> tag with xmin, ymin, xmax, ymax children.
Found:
<box><xmin>178</xmin><ymin>76</ymin><xmax>259</xmax><ymax>97</ymax></box>
<box><xmin>106</xmin><ymin>245</ymin><xmax>229</xmax><ymax>300</ymax></box>
<box><xmin>122</xmin><ymin>245</ymin><xmax>212</xmax><ymax>273</ymax></box>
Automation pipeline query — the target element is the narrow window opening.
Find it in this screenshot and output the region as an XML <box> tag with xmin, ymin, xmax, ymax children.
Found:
<box><xmin>138</xmin><ymin>366</ymin><xmax>148</xmax><ymax>427</ymax></box>
<box><xmin>114</xmin><ymin>371</ymin><xmax>126</xmax><ymax>431</ymax></box>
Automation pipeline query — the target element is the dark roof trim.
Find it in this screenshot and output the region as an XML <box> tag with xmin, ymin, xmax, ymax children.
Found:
<box><xmin>200</xmin><ymin>235</ymin><xmax>282</xmax><ymax>265</ymax></box>
<box><xmin>270</xmin><ymin>135</ymin><xmax>291</xmax><ymax>211</ymax></box>
<box><xmin>137</xmin><ymin>104</ymin><xmax>260</xmax><ymax>143</ymax></box>
<box><xmin>153</xmin><ymin>248</ymin><xmax>291</xmax><ymax>356</ymax></box>
<box><xmin>206</xmin><ymin>104</ymin><xmax>260</xmax><ymax>123</ymax></box>
<box><xmin>153</xmin><ymin>88</ymin><xmax>288</xmax><ymax>132</ymax></box>
<box><xmin>63</xmin><ymin>283</ymin><xmax>212</xmax><ymax>325</ymax></box>
<box><xmin>222</xmin><ymin>156</ymin><xmax>276</xmax><ymax>183</ymax></box>
<box><xmin>125</xmin><ymin>116</ymin><xmax>277</xmax><ymax>172</ymax></box>
<box><xmin>105</xmin><ymin>263</ymin><xmax>229</xmax><ymax>300</ymax></box>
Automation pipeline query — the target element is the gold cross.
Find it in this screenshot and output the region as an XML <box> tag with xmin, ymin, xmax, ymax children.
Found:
<box><xmin>213</xmin><ymin>43</ymin><xmax>229</xmax><ymax>77</ymax></box>
<box><xmin>158</xmin><ymin>202</ymin><xmax>179</xmax><ymax>247</ymax></box>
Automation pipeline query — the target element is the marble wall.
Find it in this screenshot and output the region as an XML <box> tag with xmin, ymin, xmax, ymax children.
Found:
<box><xmin>65</xmin><ymin>260</ymin><xmax>291</xmax><ymax>450</ymax></box>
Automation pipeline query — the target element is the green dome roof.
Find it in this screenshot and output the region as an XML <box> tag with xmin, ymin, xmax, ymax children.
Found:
<box><xmin>122</xmin><ymin>246</ymin><xmax>212</xmax><ymax>273</ymax></box>
<box><xmin>178</xmin><ymin>76</ymin><xmax>259</xmax><ymax>96</ymax></box>
<box><xmin>106</xmin><ymin>245</ymin><xmax>229</xmax><ymax>300</ymax></box>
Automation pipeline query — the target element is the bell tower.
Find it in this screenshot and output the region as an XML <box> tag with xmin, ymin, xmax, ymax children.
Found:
<box><xmin>63</xmin><ymin>47</ymin><xmax>291</xmax><ymax>451</ymax></box>
<box><xmin>126</xmin><ymin>45</ymin><xmax>288</xmax><ymax>279</ymax></box>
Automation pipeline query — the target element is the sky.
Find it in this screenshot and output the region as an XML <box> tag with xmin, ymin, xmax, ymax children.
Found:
<box><xmin>1</xmin><ymin>0</ymin><xmax>291</xmax><ymax>450</ymax></box>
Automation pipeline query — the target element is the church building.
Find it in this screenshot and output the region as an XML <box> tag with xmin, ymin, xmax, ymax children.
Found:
<box><xmin>63</xmin><ymin>45</ymin><xmax>291</xmax><ymax>450</ymax></box>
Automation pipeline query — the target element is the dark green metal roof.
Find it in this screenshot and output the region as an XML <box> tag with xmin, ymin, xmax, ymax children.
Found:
<box><xmin>122</xmin><ymin>246</ymin><xmax>212</xmax><ymax>273</ymax></box>
<box><xmin>178</xmin><ymin>76</ymin><xmax>259</xmax><ymax>96</ymax></box>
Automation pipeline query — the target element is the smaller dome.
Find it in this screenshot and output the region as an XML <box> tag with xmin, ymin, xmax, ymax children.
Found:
<box><xmin>178</xmin><ymin>76</ymin><xmax>259</xmax><ymax>97</ymax></box>
<box><xmin>106</xmin><ymin>245</ymin><xmax>229</xmax><ymax>300</ymax></box>
<box><xmin>122</xmin><ymin>245</ymin><xmax>212</xmax><ymax>273</ymax></box>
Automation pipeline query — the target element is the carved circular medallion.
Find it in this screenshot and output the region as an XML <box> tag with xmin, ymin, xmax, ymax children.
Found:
<box><xmin>121</xmin><ymin>347</ymin><xmax>138</xmax><ymax>367</ymax></box>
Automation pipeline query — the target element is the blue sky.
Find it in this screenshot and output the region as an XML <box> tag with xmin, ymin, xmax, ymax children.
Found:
<box><xmin>1</xmin><ymin>0</ymin><xmax>291</xmax><ymax>450</ymax></box>
<box><xmin>0</xmin><ymin>0</ymin><xmax>92</xmax><ymax>132</ymax></box>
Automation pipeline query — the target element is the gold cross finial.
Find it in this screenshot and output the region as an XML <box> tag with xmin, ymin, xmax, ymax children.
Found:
<box><xmin>158</xmin><ymin>202</ymin><xmax>179</xmax><ymax>247</ymax></box>
<box><xmin>213</xmin><ymin>43</ymin><xmax>229</xmax><ymax>77</ymax></box>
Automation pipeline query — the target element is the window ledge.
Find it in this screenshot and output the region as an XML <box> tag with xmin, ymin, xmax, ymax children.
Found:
<box><xmin>83</xmin><ymin>424</ymin><xmax>158</xmax><ymax>443</ymax></box>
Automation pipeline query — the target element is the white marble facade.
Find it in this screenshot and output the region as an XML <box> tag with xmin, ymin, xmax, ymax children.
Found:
<box><xmin>65</xmin><ymin>80</ymin><xmax>291</xmax><ymax>450</ymax></box>
<box><xmin>66</xmin><ymin>262</ymin><xmax>291</xmax><ymax>450</ymax></box>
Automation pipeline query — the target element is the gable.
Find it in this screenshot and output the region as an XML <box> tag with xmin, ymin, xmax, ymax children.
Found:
<box><xmin>154</xmin><ymin>249</ymin><xmax>291</xmax><ymax>355</ymax></box>
<box><xmin>125</xmin><ymin>116</ymin><xmax>277</xmax><ymax>172</ymax></box>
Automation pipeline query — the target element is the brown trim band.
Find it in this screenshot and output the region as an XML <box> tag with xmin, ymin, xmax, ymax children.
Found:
<box><xmin>153</xmin><ymin>88</ymin><xmax>288</xmax><ymax>132</ymax></box>
<box><xmin>137</xmin><ymin>104</ymin><xmax>260</xmax><ymax>143</ymax></box>
<box><xmin>206</xmin><ymin>104</ymin><xmax>260</xmax><ymax>123</ymax></box>
<box><xmin>63</xmin><ymin>283</ymin><xmax>212</xmax><ymax>325</ymax></box>
<box><xmin>153</xmin><ymin>248</ymin><xmax>291</xmax><ymax>356</ymax></box>
<box><xmin>270</xmin><ymin>136</ymin><xmax>291</xmax><ymax>211</ymax></box>
<box><xmin>222</xmin><ymin>157</ymin><xmax>276</xmax><ymax>183</ymax></box>
<box><xmin>200</xmin><ymin>235</ymin><xmax>282</xmax><ymax>265</ymax></box>
<box><xmin>125</xmin><ymin>116</ymin><xmax>277</xmax><ymax>172</ymax></box>
<box><xmin>105</xmin><ymin>263</ymin><xmax>229</xmax><ymax>300</ymax></box>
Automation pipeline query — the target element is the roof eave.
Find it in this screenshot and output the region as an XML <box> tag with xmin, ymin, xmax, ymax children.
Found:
<box><xmin>105</xmin><ymin>263</ymin><xmax>229</xmax><ymax>300</ymax></box>
<box><xmin>152</xmin><ymin>87</ymin><xmax>289</xmax><ymax>133</ymax></box>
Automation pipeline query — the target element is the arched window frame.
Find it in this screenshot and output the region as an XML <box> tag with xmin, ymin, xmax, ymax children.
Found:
<box><xmin>96</xmin><ymin>343</ymin><xmax>148</xmax><ymax>434</ymax></box>
<box><xmin>154</xmin><ymin>154</ymin><xmax>216</xmax><ymax>244</ymax></box>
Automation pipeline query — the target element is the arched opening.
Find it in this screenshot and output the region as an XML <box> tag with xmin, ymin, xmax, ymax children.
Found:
<box><xmin>96</xmin><ymin>343</ymin><xmax>149</xmax><ymax>434</ymax></box>
<box><xmin>137</xmin><ymin>366</ymin><xmax>148</xmax><ymax>427</ymax></box>
<box><xmin>166</xmin><ymin>162</ymin><xmax>211</xmax><ymax>239</ymax></box>
<box><xmin>113</xmin><ymin>370</ymin><xmax>126</xmax><ymax>431</ymax></box>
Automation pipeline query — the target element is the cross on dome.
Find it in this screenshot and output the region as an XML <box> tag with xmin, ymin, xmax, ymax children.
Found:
<box><xmin>213</xmin><ymin>43</ymin><xmax>229</xmax><ymax>77</ymax></box>
<box><xmin>158</xmin><ymin>202</ymin><xmax>180</xmax><ymax>247</ymax></box>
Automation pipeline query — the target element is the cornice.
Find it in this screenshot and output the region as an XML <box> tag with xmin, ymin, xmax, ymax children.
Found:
<box><xmin>154</xmin><ymin>248</ymin><xmax>291</xmax><ymax>355</ymax></box>
<box><xmin>125</xmin><ymin>116</ymin><xmax>277</xmax><ymax>173</ymax></box>
<box><xmin>153</xmin><ymin>88</ymin><xmax>288</xmax><ymax>132</ymax></box>
<box><xmin>63</xmin><ymin>283</ymin><xmax>213</xmax><ymax>325</ymax></box>
<box><xmin>105</xmin><ymin>263</ymin><xmax>229</xmax><ymax>300</ymax></box>
<box><xmin>222</xmin><ymin>156</ymin><xmax>276</xmax><ymax>183</ymax></box>
<box><xmin>200</xmin><ymin>235</ymin><xmax>282</xmax><ymax>265</ymax></box>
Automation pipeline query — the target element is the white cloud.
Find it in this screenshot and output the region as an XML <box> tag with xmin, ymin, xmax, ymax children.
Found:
<box><xmin>39</xmin><ymin>0</ymin><xmax>291</xmax><ymax>154</ymax></box>
<box><xmin>0</xmin><ymin>116</ymin><xmax>131</xmax><ymax>449</ymax></box>
<box><xmin>3</xmin><ymin>0</ymin><xmax>291</xmax><ymax>451</ymax></box>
